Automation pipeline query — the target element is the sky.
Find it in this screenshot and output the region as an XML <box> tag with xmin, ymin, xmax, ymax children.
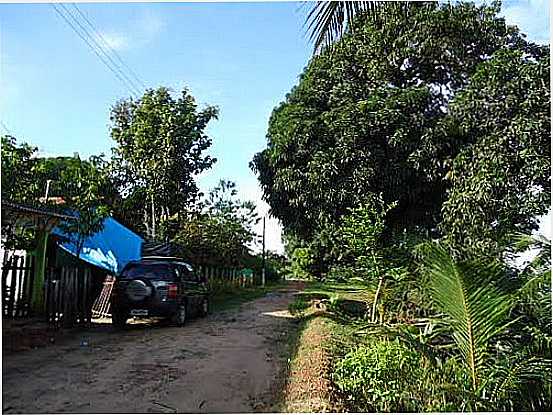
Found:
<box><xmin>0</xmin><ymin>0</ymin><xmax>550</xmax><ymax>253</ymax></box>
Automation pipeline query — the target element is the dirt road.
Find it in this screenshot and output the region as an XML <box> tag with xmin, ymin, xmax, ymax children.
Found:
<box><xmin>2</xmin><ymin>285</ymin><xmax>303</xmax><ymax>413</ymax></box>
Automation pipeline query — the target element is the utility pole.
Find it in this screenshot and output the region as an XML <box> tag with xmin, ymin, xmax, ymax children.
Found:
<box><xmin>44</xmin><ymin>179</ymin><xmax>52</xmax><ymax>201</ymax></box>
<box><xmin>262</xmin><ymin>216</ymin><xmax>266</xmax><ymax>287</ymax></box>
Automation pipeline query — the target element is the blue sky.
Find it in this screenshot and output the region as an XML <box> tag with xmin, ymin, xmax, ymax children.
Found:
<box><xmin>0</xmin><ymin>1</ymin><xmax>550</xmax><ymax>252</ymax></box>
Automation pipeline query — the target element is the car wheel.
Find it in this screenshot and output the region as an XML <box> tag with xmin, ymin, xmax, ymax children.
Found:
<box><xmin>112</xmin><ymin>310</ymin><xmax>128</xmax><ymax>329</ymax></box>
<box><xmin>200</xmin><ymin>297</ymin><xmax>209</xmax><ymax>317</ymax></box>
<box><xmin>175</xmin><ymin>303</ymin><xmax>187</xmax><ymax>326</ymax></box>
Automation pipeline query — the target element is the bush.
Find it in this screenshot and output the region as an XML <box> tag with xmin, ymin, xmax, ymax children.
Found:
<box><xmin>286</xmin><ymin>247</ymin><xmax>314</xmax><ymax>279</ymax></box>
<box><xmin>288</xmin><ymin>297</ymin><xmax>310</xmax><ymax>315</ymax></box>
<box><xmin>333</xmin><ymin>340</ymin><xmax>423</xmax><ymax>412</ymax></box>
<box><xmin>333</xmin><ymin>339</ymin><xmax>468</xmax><ymax>412</ymax></box>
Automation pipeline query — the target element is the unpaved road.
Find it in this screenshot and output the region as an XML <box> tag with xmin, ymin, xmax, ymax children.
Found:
<box><xmin>2</xmin><ymin>285</ymin><xmax>303</xmax><ymax>413</ymax></box>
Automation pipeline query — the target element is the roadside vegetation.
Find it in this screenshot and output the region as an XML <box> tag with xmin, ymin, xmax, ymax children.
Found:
<box><xmin>255</xmin><ymin>1</ymin><xmax>551</xmax><ymax>412</ymax></box>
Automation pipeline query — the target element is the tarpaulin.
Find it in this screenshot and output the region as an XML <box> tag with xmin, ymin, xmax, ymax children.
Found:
<box><xmin>52</xmin><ymin>217</ymin><xmax>143</xmax><ymax>274</ymax></box>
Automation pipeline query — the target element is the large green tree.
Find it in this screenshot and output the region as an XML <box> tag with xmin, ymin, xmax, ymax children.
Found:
<box><xmin>109</xmin><ymin>87</ymin><xmax>218</xmax><ymax>239</ymax></box>
<box><xmin>435</xmin><ymin>49</ymin><xmax>550</xmax><ymax>255</ymax></box>
<box><xmin>252</xmin><ymin>1</ymin><xmax>545</xmax><ymax>263</ymax></box>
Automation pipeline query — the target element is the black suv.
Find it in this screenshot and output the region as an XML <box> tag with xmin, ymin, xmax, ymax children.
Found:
<box><xmin>111</xmin><ymin>257</ymin><xmax>209</xmax><ymax>328</ymax></box>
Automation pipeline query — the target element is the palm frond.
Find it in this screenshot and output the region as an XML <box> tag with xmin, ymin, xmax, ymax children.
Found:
<box><xmin>305</xmin><ymin>1</ymin><xmax>378</xmax><ymax>53</ymax></box>
<box><xmin>420</xmin><ymin>242</ymin><xmax>514</xmax><ymax>390</ymax></box>
<box><xmin>487</xmin><ymin>356</ymin><xmax>552</xmax><ymax>411</ymax></box>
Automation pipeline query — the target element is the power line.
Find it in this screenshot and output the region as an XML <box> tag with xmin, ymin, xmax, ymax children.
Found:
<box><xmin>51</xmin><ymin>3</ymin><xmax>141</xmax><ymax>97</ymax></box>
<box><xmin>70</xmin><ymin>3</ymin><xmax>146</xmax><ymax>92</ymax></box>
<box><xmin>1</xmin><ymin>120</ymin><xmax>12</xmax><ymax>135</ymax></box>
<box><xmin>56</xmin><ymin>2</ymin><xmax>142</xmax><ymax>96</ymax></box>
<box><xmin>70</xmin><ymin>2</ymin><xmax>147</xmax><ymax>91</ymax></box>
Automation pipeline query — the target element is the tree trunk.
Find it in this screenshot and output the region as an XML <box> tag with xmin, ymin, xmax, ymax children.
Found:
<box><xmin>151</xmin><ymin>193</ymin><xmax>156</xmax><ymax>239</ymax></box>
<box><xmin>143</xmin><ymin>206</ymin><xmax>150</xmax><ymax>237</ymax></box>
<box><xmin>372</xmin><ymin>275</ymin><xmax>385</xmax><ymax>323</ymax></box>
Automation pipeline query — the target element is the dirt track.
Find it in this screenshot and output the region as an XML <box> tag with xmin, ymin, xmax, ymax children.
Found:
<box><xmin>2</xmin><ymin>285</ymin><xmax>302</xmax><ymax>413</ymax></box>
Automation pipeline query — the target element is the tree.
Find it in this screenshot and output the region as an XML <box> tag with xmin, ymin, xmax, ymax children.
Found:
<box><xmin>1</xmin><ymin>135</ymin><xmax>41</xmax><ymax>204</ymax></box>
<box><xmin>434</xmin><ymin>49</ymin><xmax>550</xmax><ymax>255</ymax></box>
<box><xmin>418</xmin><ymin>241</ymin><xmax>551</xmax><ymax>411</ymax></box>
<box><xmin>110</xmin><ymin>87</ymin><xmax>219</xmax><ymax>239</ymax></box>
<box><xmin>1</xmin><ymin>136</ymin><xmax>43</xmax><ymax>250</ymax></box>
<box><xmin>1</xmin><ymin>138</ymin><xmax>113</xmax><ymax>253</ymax></box>
<box><xmin>163</xmin><ymin>180</ymin><xmax>260</xmax><ymax>267</ymax></box>
<box><xmin>336</xmin><ymin>195</ymin><xmax>397</xmax><ymax>320</ymax></box>
<box><xmin>252</xmin><ymin>1</ymin><xmax>543</xmax><ymax>263</ymax></box>
<box><xmin>51</xmin><ymin>155</ymin><xmax>113</xmax><ymax>257</ymax></box>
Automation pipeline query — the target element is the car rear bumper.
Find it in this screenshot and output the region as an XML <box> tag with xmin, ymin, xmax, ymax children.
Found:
<box><xmin>113</xmin><ymin>299</ymin><xmax>179</xmax><ymax>318</ymax></box>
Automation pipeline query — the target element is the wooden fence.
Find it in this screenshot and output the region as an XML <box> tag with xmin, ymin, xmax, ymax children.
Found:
<box><xmin>1</xmin><ymin>254</ymin><xmax>36</xmax><ymax>319</ymax></box>
<box><xmin>195</xmin><ymin>264</ymin><xmax>255</xmax><ymax>288</ymax></box>
<box><xmin>44</xmin><ymin>266</ymin><xmax>93</xmax><ymax>329</ymax></box>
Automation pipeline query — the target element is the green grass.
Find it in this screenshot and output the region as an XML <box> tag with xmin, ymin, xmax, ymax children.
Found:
<box><xmin>300</xmin><ymin>280</ymin><xmax>370</xmax><ymax>302</ymax></box>
<box><xmin>209</xmin><ymin>281</ymin><xmax>287</xmax><ymax>313</ymax></box>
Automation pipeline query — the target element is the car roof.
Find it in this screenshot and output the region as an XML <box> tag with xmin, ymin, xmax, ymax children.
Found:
<box><xmin>127</xmin><ymin>257</ymin><xmax>193</xmax><ymax>271</ymax></box>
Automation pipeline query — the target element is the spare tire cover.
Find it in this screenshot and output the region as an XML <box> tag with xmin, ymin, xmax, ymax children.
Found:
<box><xmin>126</xmin><ymin>279</ymin><xmax>152</xmax><ymax>301</ymax></box>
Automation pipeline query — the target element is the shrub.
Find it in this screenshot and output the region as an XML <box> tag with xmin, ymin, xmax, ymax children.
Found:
<box><xmin>333</xmin><ymin>339</ymin><xmax>472</xmax><ymax>412</ymax></box>
<box><xmin>288</xmin><ymin>297</ymin><xmax>310</xmax><ymax>315</ymax></box>
<box><xmin>286</xmin><ymin>247</ymin><xmax>314</xmax><ymax>279</ymax></box>
<box><xmin>333</xmin><ymin>340</ymin><xmax>422</xmax><ymax>412</ymax></box>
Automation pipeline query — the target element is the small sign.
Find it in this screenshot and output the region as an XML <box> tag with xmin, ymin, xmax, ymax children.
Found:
<box><xmin>240</xmin><ymin>268</ymin><xmax>254</xmax><ymax>278</ymax></box>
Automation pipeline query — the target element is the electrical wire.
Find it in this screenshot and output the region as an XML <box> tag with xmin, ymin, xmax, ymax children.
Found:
<box><xmin>70</xmin><ymin>2</ymin><xmax>147</xmax><ymax>91</ymax></box>
<box><xmin>1</xmin><ymin>120</ymin><xmax>12</xmax><ymax>135</ymax></box>
<box><xmin>51</xmin><ymin>2</ymin><xmax>141</xmax><ymax>97</ymax></box>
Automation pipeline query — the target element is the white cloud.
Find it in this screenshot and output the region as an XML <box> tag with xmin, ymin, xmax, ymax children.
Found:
<box><xmin>93</xmin><ymin>10</ymin><xmax>165</xmax><ymax>52</ymax></box>
<box><xmin>137</xmin><ymin>11</ymin><xmax>165</xmax><ymax>40</ymax></box>
<box><xmin>100</xmin><ymin>32</ymin><xmax>129</xmax><ymax>51</ymax></box>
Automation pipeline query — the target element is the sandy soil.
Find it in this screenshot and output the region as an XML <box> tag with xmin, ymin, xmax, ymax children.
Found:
<box><xmin>2</xmin><ymin>285</ymin><xmax>303</xmax><ymax>414</ymax></box>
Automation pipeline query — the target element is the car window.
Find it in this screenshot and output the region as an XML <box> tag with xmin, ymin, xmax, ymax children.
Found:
<box><xmin>120</xmin><ymin>263</ymin><xmax>176</xmax><ymax>281</ymax></box>
<box><xmin>179</xmin><ymin>265</ymin><xmax>198</xmax><ymax>282</ymax></box>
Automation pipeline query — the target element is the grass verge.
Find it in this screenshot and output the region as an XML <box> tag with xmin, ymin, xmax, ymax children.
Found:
<box><xmin>278</xmin><ymin>314</ymin><xmax>342</xmax><ymax>412</ymax></box>
<box><xmin>275</xmin><ymin>279</ymin><xmax>369</xmax><ymax>412</ymax></box>
<box><xmin>209</xmin><ymin>280</ymin><xmax>287</xmax><ymax>313</ymax></box>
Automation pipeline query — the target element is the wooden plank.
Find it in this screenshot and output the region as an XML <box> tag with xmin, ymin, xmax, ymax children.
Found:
<box><xmin>1</xmin><ymin>257</ymin><xmax>10</xmax><ymax>318</ymax></box>
<box><xmin>15</xmin><ymin>258</ymin><xmax>23</xmax><ymax>317</ymax></box>
<box><xmin>6</xmin><ymin>256</ymin><xmax>18</xmax><ymax>318</ymax></box>
<box><xmin>44</xmin><ymin>269</ymin><xmax>51</xmax><ymax>323</ymax></box>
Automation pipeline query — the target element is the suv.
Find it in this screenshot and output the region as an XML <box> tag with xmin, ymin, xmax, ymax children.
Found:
<box><xmin>111</xmin><ymin>257</ymin><xmax>209</xmax><ymax>328</ymax></box>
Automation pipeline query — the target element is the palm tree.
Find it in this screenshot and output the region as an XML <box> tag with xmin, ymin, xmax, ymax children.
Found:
<box><xmin>419</xmin><ymin>241</ymin><xmax>551</xmax><ymax>410</ymax></box>
<box><xmin>305</xmin><ymin>1</ymin><xmax>414</xmax><ymax>53</ymax></box>
<box><xmin>419</xmin><ymin>242</ymin><xmax>514</xmax><ymax>391</ymax></box>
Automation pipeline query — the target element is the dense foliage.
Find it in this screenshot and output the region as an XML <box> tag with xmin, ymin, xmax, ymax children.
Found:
<box><xmin>161</xmin><ymin>180</ymin><xmax>260</xmax><ymax>267</ymax></box>
<box><xmin>252</xmin><ymin>1</ymin><xmax>549</xmax><ymax>270</ymax></box>
<box><xmin>437</xmin><ymin>48</ymin><xmax>550</xmax><ymax>255</ymax></box>
<box><xmin>1</xmin><ymin>137</ymin><xmax>112</xmax><ymax>252</ymax></box>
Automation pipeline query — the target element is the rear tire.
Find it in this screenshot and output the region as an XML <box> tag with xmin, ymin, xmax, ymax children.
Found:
<box><xmin>112</xmin><ymin>310</ymin><xmax>128</xmax><ymax>329</ymax></box>
<box><xmin>200</xmin><ymin>297</ymin><xmax>209</xmax><ymax>317</ymax></box>
<box><xmin>174</xmin><ymin>304</ymin><xmax>187</xmax><ymax>327</ymax></box>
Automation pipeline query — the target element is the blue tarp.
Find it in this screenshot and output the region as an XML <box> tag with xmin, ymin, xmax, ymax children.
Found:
<box><xmin>52</xmin><ymin>217</ymin><xmax>143</xmax><ymax>274</ymax></box>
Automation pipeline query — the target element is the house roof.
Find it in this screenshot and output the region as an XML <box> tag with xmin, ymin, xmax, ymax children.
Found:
<box><xmin>1</xmin><ymin>199</ymin><xmax>76</xmax><ymax>229</ymax></box>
